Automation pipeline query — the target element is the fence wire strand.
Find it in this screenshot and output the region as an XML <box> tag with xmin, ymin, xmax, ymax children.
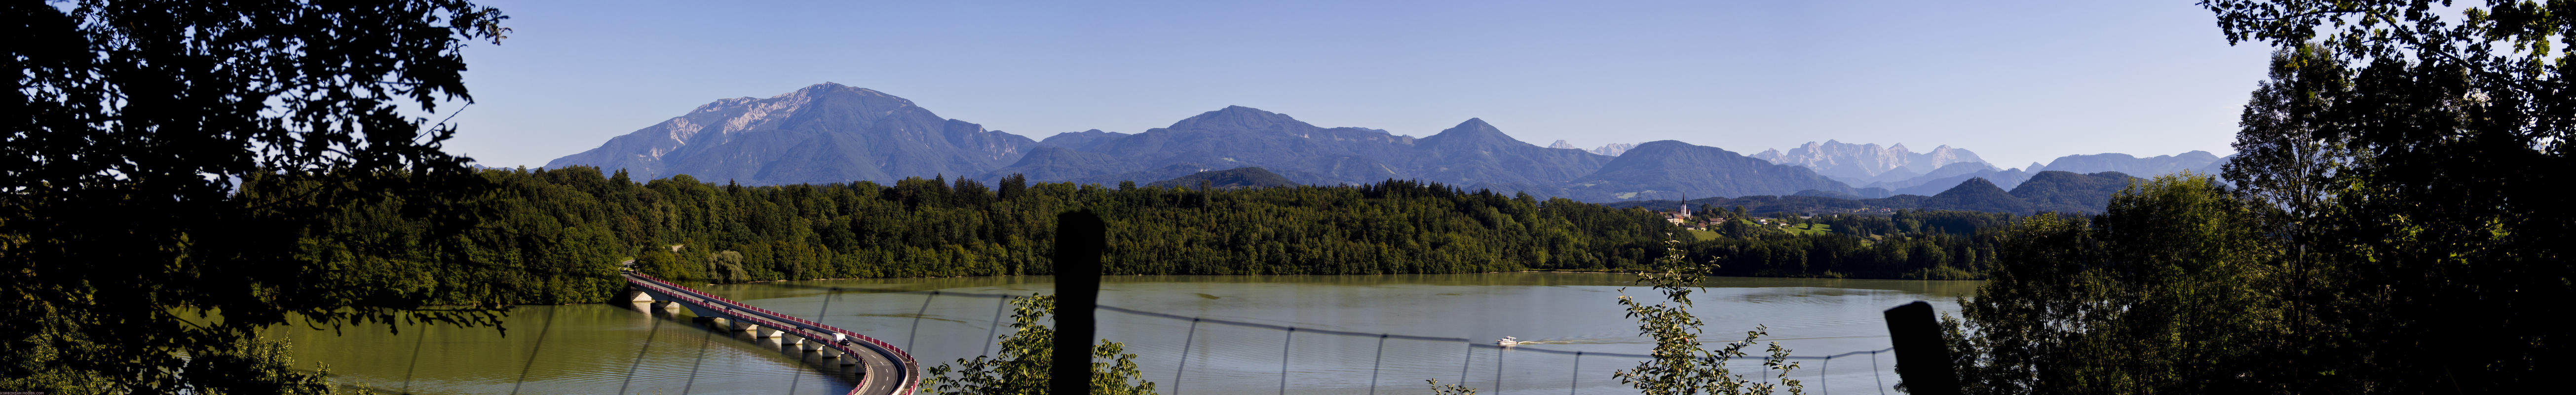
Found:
<box><xmin>415</xmin><ymin>283</ymin><xmax>1907</xmax><ymax>395</ymax></box>
<box><xmin>876</xmin><ymin>288</ymin><xmax>1896</xmax><ymax>395</ymax></box>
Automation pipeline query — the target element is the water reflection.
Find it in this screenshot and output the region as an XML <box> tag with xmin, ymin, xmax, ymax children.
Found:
<box><xmin>267</xmin><ymin>301</ymin><xmax>860</xmax><ymax>395</ymax></box>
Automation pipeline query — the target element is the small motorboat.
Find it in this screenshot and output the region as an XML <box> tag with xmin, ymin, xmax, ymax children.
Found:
<box><xmin>1497</xmin><ymin>336</ymin><xmax>1522</xmax><ymax>347</ymax></box>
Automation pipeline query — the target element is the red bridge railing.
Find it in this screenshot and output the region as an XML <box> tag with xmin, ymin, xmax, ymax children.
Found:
<box><xmin>625</xmin><ymin>273</ymin><xmax>919</xmax><ymax>395</ymax></box>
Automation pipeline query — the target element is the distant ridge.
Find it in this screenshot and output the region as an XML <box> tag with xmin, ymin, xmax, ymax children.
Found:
<box><xmin>1922</xmin><ymin>178</ymin><xmax>2032</xmax><ymax>213</ymax></box>
<box><xmin>1037</xmin><ymin>129</ymin><xmax>1131</xmax><ymax>152</ymax></box>
<box><xmin>1562</xmin><ymin>140</ymin><xmax>1858</xmax><ymax>200</ymax></box>
<box><xmin>2038</xmin><ymin>151</ymin><xmax>2223</xmax><ymax>176</ymax></box>
<box><xmin>982</xmin><ymin>105</ymin><xmax>1415</xmax><ymax>186</ymax></box>
<box><xmin>985</xmin><ymin>109</ymin><xmax>1618</xmax><ymax>196</ymax></box>
<box><xmin>1591</xmin><ymin>142</ymin><xmax>1638</xmax><ymax>157</ymax></box>
<box><xmin>1762</xmin><ymin>150</ymin><xmax>2229</xmax><ymax>197</ymax></box>
<box><xmin>544</xmin><ymin>82</ymin><xmax>1035</xmax><ymax>185</ymax></box>
<box><xmin>538</xmin><ymin>82</ymin><xmax>2221</xmax><ymax>204</ymax></box>
<box><xmin>1608</xmin><ymin>170</ymin><xmax>2144</xmax><ymax>215</ymax></box>
<box><xmin>1146</xmin><ymin>167</ymin><xmax>1298</xmax><ymax>190</ymax></box>
<box><xmin>1749</xmin><ymin>140</ymin><xmax>1990</xmax><ymax>186</ymax></box>
<box><xmin>2010</xmin><ymin>171</ymin><xmax>2138</xmax><ymax>213</ymax></box>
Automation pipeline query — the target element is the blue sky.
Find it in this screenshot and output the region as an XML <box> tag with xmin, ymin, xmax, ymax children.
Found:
<box><xmin>440</xmin><ymin>0</ymin><xmax>2273</xmax><ymax>169</ymax></box>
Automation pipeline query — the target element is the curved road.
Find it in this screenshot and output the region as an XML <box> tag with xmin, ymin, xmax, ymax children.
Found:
<box><xmin>623</xmin><ymin>273</ymin><xmax>919</xmax><ymax>395</ymax></box>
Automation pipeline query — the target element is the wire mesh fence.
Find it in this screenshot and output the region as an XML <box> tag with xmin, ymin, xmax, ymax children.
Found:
<box><xmin>829</xmin><ymin>288</ymin><xmax>1900</xmax><ymax>395</ymax></box>
<box><xmin>357</xmin><ymin>278</ymin><xmax>1911</xmax><ymax>395</ymax></box>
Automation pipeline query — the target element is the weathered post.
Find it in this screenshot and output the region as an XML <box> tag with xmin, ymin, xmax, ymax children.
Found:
<box><xmin>1052</xmin><ymin>210</ymin><xmax>1106</xmax><ymax>395</ymax></box>
<box><xmin>1884</xmin><ymin>301</ymin><xmax>1959</xmax><ymax>395</ymax></box>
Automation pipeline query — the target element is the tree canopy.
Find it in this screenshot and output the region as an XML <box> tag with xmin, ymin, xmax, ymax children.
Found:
<box><xmin>1937</xmin><ymin>1</ymin><xmax>2570</xmax><ymax>393</ymax></box>
<box><xmin>4</xmin><ymin>0</ymin><xmax>508</xmax><ymax>392</ymax></box>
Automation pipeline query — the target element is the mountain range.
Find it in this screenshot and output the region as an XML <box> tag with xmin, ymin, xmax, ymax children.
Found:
<box><xmin>1749</xmin><ymin>140</ymin><xmax>1990</xmax><ymax>186</ymax></box>
<box><xmin>546</xmin><ymin>83</ymin><xmax>2230</xmax><ymax>212</ymax></box>
<box><xmin>1609</xmin><ymin>170</ymin><xmax>2143</xmax><ymax>215</ymax></box>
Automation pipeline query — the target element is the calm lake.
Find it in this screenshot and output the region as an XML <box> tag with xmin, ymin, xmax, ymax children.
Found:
<box><xmin>269</xmin><ymin>273</ymin><xmax>1980</xmax><ymax>395</ymax></box>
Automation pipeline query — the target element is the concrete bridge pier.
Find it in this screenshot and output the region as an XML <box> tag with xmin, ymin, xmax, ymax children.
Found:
<box><xmin>732</xmin><ymin>321</ymin><xmax>760</xmax><ymax>333</ymax></box>
<box><xmin>757</xmin><ymin>326</ymin><xmax>784</xmax><ymax>338</ymax></box>
<box><xmin>800</xmin><ymin>338</ymin><xmax>827</xmax><ymax>352</ymax></box>
<box><xmin>623</xmin><ymin>288</ymin><xmax>656</xmax><ymax>303</ymax></box>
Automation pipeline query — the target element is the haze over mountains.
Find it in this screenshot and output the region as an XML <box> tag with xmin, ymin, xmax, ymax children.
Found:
<box><xmin>547</xmin><ymin>83</ymin><xmax>2228</xmax><ymax>211</ymax></box>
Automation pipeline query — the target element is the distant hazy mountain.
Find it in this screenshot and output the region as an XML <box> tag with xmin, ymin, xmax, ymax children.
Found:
<box><xmin>1620</xmin><ymin>170</ymin><xmax>2145</xmax><ymax>215</ymax></box>
<box><xmin>545</xmin><ymin>83</ymin><xmax>1037</xmax><ymax>185</ymax></box>
<box><xmin>1921</xmin><ymin>178</ymin><xmax>2033</xmax><ymax>213</ymax></box>
<box><xmin>2032</xmin><ymin>151</ymin><xmax>2224</xmax><ymax>177</ymax></box>
<box><xmin>983</xmin><ymin>106</ymin><xmax>1412</xmax><ymax>186</ymax></box>
<box><xmin>1562</xmin><ymin>140</ymin><xmax>1857</xmax><ymax>200</ymax></box>
<box><xmin>1886</xmin><ymin>168</ymin><xmax>2036</xmax><ymax>196</ymax></box>
<box><xmin>1856</xmin><ymin>150</ymin><xmax>2223</xmax><ymax>197</ymax></box>
<box><xmin>2192</xmin><ymin>155</ymin><xmax>2232</xmax><ymax>178</ymax></box>
<box><xmin>2011</xmin><ymin>171</ymin><xmax>2139</xmax><ymax>213</ymax></box>
<box><xmin>1402</xmin><ymin>118</ymin><xmax>1613</xmax><ymax>192</ymax></box>
<box><xmin>1145</xmin><ymin>167</ymin><xmax>1298</xmax><ymax>190</ymax></box>
<box><xmin>985</xmin><ymin>108</ymin><xmax>1610</xmax><ymax>196</ymax></box>
<box><xmin>1037</xmin><ymin>129</ymin><xmax>1131</xmax><ymax>152</ymax></box>
<box><xmin>1867</xmin><ymin>161</ymin><xmax>2016</xmax><ymax>191</ymax></box>
<box><xmin>1591</xmin><ymin>143</ymin><xmax>1638</xmax><ymax>157</ymax></box>
<box><xmin>1749</xmin><ymin>140</ymin><xmax>1990</xmax><ymax>185</ymax></box>
<box><xmin>1793</xmin><ymin>189</ymin><xmax>1863</xmax><ymax>199</ymax></box>
<box><xmin>1549</xmin><ymin>140</ymin><xmax>1579</xmax><ymax>150</ymax></box>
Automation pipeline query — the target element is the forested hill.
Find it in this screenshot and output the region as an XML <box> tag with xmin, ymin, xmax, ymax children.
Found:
<box><xmin>279</xmin><ymin>166</ymin><xmax>2011</xmax><ymax>304</ymax></box>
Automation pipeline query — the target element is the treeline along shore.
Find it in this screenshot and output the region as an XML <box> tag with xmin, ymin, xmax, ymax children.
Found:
<box><xmin>274</xmin><ymin>165</ymin><xmax>2010</xmax><ymax>305</ymax></box>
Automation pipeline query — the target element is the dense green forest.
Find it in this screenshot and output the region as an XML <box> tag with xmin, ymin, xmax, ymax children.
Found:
<box><xmin>1682</xmin><ymin>209</ymin><xmax>2010</xmax><ymax>279</ymax></box>
<box><xmin>279</xmin><ymin>166</ymin><xmax>2015</xmax><ymax>305</ymax></box>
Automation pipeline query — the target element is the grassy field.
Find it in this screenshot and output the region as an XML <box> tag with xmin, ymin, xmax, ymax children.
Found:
<box><xmin>1782</xmin><ymin>223</ymin><xmax>1833</xmax><ymax>236</ymax></box>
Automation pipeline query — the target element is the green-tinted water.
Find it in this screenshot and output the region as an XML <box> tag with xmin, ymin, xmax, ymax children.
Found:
<box><xmin>277</xmin><ymin>273</ymin><xmax>1979</xmax><ymax>394</ymax></box>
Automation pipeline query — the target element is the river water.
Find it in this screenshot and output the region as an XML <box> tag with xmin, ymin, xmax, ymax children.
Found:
<box><xmin>270</xmin><ymin>273</ymin><xmax>1979</xmax><ymax>395</ymax></box>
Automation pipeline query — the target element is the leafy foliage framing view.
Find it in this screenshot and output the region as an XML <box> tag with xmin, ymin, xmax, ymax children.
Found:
<box><xmin>4</xmin><ymin>0</ymin><xmax>508</xmax><ymax>393</ymax></box>
<box><xmin>1931</xmin><ymin>1</ymin><xmax>2572</xmax><ymax>393</ymax></box>
<box><xmin>1615</xmin><ymin>238</ymin><xmax>1806</xmax><ymax>395</ymax></box>
<box><xmin>923</xmin><ymin>294</ymin><xmax>1157</xmax><ymax>395</ymax></box>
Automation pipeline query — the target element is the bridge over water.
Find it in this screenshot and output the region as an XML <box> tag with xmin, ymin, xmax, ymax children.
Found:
<box><xmin>622</xmin><ymin>272</ymin><xmax>920</xmax><ymax>395</ymax></box>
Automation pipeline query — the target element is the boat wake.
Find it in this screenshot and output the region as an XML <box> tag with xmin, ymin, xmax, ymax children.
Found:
<box><xmin>1496</xmin><ymin>333</ymin><xmax>1652</xmax><ymax>346</ymax></box>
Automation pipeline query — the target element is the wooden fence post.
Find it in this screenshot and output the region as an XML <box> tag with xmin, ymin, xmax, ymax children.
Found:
<box><xmin>1884</xmin><ymin>301</ymin><xmax>1958</xmax><ymax>395</ymax></box>
<box><xmin>1051</xmin><ymin>210</ymin><xmax>1106</xmax><ymax>395</ymax></box>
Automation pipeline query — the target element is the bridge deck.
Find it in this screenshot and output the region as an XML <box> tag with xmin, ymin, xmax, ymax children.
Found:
<box><xmin>624</xmin><ymin>273</ymin><xmax>919</xmax><ymax>395</ymax></box>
